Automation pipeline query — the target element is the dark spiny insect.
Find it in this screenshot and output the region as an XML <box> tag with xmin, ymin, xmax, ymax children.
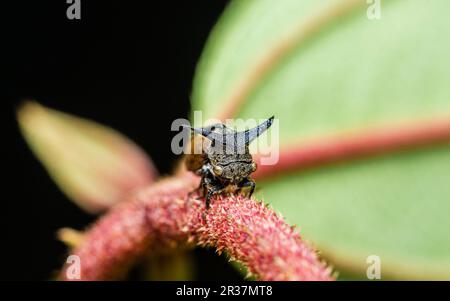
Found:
<box><xmin>184</xmin><ymin>116</ymin><xmax>274</xmax><ymax>208</ymax></box>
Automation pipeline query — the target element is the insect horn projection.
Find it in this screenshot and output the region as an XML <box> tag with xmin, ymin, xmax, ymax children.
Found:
<box><xmin>184</xmin><ymin>116</ymin><xmax>275</xmax><ymax>208</ymax></box>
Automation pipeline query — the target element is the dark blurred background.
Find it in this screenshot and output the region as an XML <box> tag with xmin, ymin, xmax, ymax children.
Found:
<box><xmin>2</xmin><ymin>0</ymin><xmax>242</xmax><ymax>280</ymax></box>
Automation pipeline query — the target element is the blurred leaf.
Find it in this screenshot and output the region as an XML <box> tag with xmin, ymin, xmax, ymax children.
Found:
<box><xmin>192</xmin><ymin>0</ymin><xmax>450</xmax><ymax>279</ymax></box>
<box><xmin>57</xmin><ymin>227</ymin><xmax>85</xmax><ymax>248</ymax></box>
<box><xmin>17</xmin><ymin>101</ymin><xmax>157</xmax><ymax>213</ymax></box>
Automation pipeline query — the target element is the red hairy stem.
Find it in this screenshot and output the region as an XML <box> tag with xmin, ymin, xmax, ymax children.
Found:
<box><xmin>254</xmin><ymin>118</ymin><xmax>450</xmax><ymax>180</ymax></box>
<box><xmin>60</xmin><ymin>173</ymin><xmax>332</xmax><ymax>281</ymax></box>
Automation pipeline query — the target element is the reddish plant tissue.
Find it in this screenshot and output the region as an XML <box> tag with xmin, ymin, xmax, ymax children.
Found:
<box><xmin>60</xmin><ymin>173</ymin><xmax>332</xmax><ymax>281</ymax></box>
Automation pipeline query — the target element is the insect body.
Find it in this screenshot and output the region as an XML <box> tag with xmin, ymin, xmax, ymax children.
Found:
<box><xmin>185</xmin><ymin>116</ymin><xmax>274</xmax><ymax>208</ymax></box>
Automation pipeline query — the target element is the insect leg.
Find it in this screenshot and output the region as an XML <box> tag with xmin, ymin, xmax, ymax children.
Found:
<box><xmin>237</xmin><ymin>178</ymin><xmax>256</xmax><ymax>198</ymax></box>
<box><xmin>200</xmin><ymin>163</ymin><xmax>217</xmax><ymax>198</ymax></box>
<box><xmin>201</xmin><ymin>173</ymin><xmax>215</xmax><ymax>198</ymax></box>
<box><xmin>188</xmin><ymin>175</ymin><xmax>206</xmax><ymax>199</ymax></box>
<box><xmin>205</xmin><ymin>181</ymin><xmax>225</xmax><ymax>209</ymax></box>
<box><xmin>188</xmin><ymin>163</ymin><xmax>216</xmax><ymax>199</ymax></box>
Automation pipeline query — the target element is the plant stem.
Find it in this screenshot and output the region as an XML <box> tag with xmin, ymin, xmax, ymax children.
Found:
<box><xmin>60</xmin><ymin>173</ymin><xmax>332</xmax><ymax>281</ymax></box>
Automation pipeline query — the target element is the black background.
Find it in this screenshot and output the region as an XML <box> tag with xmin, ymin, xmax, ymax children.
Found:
<box><xmin>2</xmin><ymin>0</ymin><xmax>242</xmax><ymax>280</ymax></box>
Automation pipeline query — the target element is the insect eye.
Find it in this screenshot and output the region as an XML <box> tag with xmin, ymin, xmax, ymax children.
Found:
<box><xmin>213</xmin><ymin>165</ymin><xmax>223</xmax><ymax>176</ymax></box>
<box><xmin>210</xmin><ymin>126</ymin><xmax>216</xmax><ymax>132</ymax></box>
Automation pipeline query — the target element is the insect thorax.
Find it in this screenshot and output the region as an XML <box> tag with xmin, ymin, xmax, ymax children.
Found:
<box><xmin>208</xmin><ymin>151</ymin><xmax>254</xmax><ymax>182</ymax></box>
<box><xmin>208</xmin><ymin>151</ymin><xmax>253</xmax><ymax>166</ymax></box>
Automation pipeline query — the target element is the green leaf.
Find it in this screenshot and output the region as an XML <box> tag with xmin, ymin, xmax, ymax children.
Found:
<box><xmin>192</xmin><ymin>0</ymin><xmax>450</xmax><ymax>279</ymax></box>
